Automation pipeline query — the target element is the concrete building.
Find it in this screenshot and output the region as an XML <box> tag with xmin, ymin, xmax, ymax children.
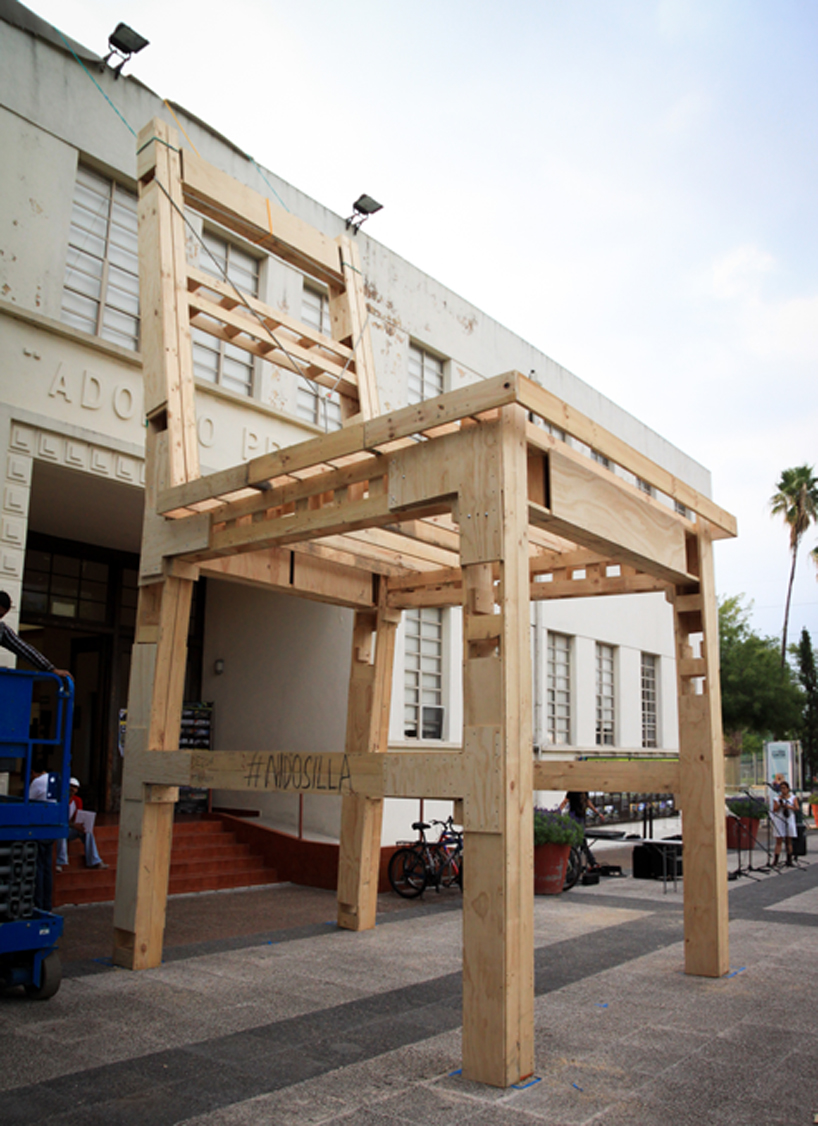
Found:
<box><xmin>0</xmin><ymin>1</ymin><xmax>710</xmax><ymax>844</ymax></box>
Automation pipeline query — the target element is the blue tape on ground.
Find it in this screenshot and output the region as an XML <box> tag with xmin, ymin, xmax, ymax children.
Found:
<box><xmin>511</xmin><ymin>1076</ymin><xmax>542</xmax><ymax>1090</ymax></box>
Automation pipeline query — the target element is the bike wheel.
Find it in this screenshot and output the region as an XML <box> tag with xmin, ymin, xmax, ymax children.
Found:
<box><xmin>563</xmin><ymin>845</ymin><xmax>582</xmax><ymax>891</ymax></box>
<box><xmin>437</xmin><ymin>847</ymin><xmax>462</xmax><ymax>889</ymax></box>
<box><xmin>388</xmin><ymin>847</ymin><xmax>427</xmax><ymax>898</ymax></box>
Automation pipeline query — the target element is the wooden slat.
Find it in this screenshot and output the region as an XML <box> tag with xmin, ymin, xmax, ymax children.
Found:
<box><xmin>188</xmin><ymin>290</ymin><xmax>359</xmax><ymax>397</ymax></box>
<box><xmin>187</xmin><ymin>264</ymin><xmax>354</xmax><ymax>364</ymax></box>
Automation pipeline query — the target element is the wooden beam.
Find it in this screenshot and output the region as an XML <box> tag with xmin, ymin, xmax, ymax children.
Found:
<box><xmin>180</xmin><ymin>147</ymin><xmax>344</xmax><ymax>286</ymax></box>
<box><xmin>519</xmin><ymin>374</ymin><xmax>737</xmax><ymax>539</ymax></box>
<box><xmin>338</xmin><ymin>235</ymin><xmax>380</xmax><ymax>420</ymax></box>
<box><xmin>337</xmin><ymin>587</ymin><xmax>398</xmax><ymax>931</ymax></box>
<box><xmin>461</xmin><ymin>404</ymin><xmax>534</xmax><ymax>1088</ymax></box>
<box><xmin>675</xmin><ymin>526</ymin><xmax>729</xmax><ymax>977</ymax></box>
<box><xmin>531</xmin><ymin>573</ymin><xmax>670</xmax><ymax>600</ymax></box>
<box><xmin>531</xmin><ymin>447</ymin><xmax>693</xmax><ymax>585</ymax></box>
<box><xmin>136</xmin><ymin>119</ymin><xmax>199</xmax><ymax>484</ymax></box>
<box><xmin>533</xmin><ymin>759</ymin><xmax>680</xmax><ymax>793</ymax></box>
<box><xmin>157</xmin><ymin>372</ymin><xmax>520</xmax><ymax>514</ymax></box>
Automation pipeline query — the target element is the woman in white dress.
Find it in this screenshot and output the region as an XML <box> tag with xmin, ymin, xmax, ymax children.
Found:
<box><xmin>770</xmin><ymin>781</ymin><xmax>799</xmax><ymax>867</ymax></box>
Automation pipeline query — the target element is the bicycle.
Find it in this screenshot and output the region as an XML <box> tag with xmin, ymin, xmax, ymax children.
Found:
<box><xmin>388</xmin><ymin>817</ymin><xmax>463</xmax><ymax>898</ymax></box>
<box><xmin>563</xmin><ymin>827</ymin><xmax>624</xmax><ymax>890</ymax></box>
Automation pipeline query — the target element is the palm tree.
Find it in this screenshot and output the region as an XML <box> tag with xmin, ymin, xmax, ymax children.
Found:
<box><xmin>770</xmin><ymin>465</ymin><xmax>818</xmax><ymax>665</ymax></box>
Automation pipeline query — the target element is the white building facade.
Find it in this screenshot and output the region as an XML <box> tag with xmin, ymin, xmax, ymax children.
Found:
<box><xmin>0</xmin><ymin>1</ymin><xmax>711</xmax><ymax>843</ymax></box>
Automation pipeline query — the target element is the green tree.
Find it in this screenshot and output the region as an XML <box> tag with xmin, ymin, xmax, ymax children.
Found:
<box><xmin>770</xmin><ymin>465</ymin><xmax>818</xmax><ymax>665</ymax></box>
<box><xmin>794</xmin><ymin>627</ymin><xmax>818</xmax><ymax>783</ymax></box>
<box><xmin>719</xmin><ymin>596</ymin><xmax>804</xmax><ymax>755</ymax></box>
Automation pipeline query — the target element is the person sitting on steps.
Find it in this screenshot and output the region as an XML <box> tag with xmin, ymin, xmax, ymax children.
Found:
<box><xmin>56</xmin><ymin>777</ymin><xmax>107</xmax><ymax>871</ymax></box>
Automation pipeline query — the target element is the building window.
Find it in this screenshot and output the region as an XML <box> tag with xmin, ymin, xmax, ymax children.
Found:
<box><xmin>641</xmin><ymin>653</ymin><xmax>658</xmax><ymax>748</ymax></box>
<box><xmin>408</xmin><ymin>343</ymin><xmax>444</xmax><ymax>404</ymax></box>
<box><xmin>591</xmin><ymin>450</ymin><xmax>612</xmax><ymax>470</ymax></box>
<box><xmin>547</xmin><ymin>632</ymin><xmax>571</xmax><ymax>745</ymax></box>
<box><xmin>22</xmin><ymin>548</ymin><xmax>110</xmax><ymax>624</ymax></box>
<box><xmin>595</xmin><ymin>643</ymin><xmax>615</xmax><ymax>746</ymax></box>
<box><xmin>404</xmin><ymin>608</ymin><xmax>444</xmax><ymax>739</ymax></box>
<box><xmin>636</xmin><ymin>477</ymin><xmax>653</xmax><ymax>496</ymax></box>
<box><xmin>296</xmin><ymin>286</ymin><xmax>342</xmax><ymax>430</ymax></box>
<box><xmin>61</xmin><ymin>166</ymin><xmax>140</xmax><ymax>351</ymax></box>
<box><xmin>192</xmin><ymin>231</ymin><xmax>259</xmax><ymax>397</ymax></box>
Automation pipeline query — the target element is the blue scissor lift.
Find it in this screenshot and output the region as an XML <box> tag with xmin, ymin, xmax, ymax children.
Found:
<box><xmin>0</xmin><ymin>668</ymin><xmax>73</xmax><ymax>999</ymax></box>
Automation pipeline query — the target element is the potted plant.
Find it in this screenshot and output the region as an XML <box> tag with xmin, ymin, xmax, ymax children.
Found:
<box><xmin>725</xmin><ymin>796</ymin><xmax>767</xmax><ymax>850</ymax></box>
<box><xmin>533</xmin><ymin>807</ymin><xmax>585</xmax><ymax>895</ymax></box>
<box><xmin>809</xmin><ymin>792</ymin><xmax>818</xmax><ymax>827</ymax></box>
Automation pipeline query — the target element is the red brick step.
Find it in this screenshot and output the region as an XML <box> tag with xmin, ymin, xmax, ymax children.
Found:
<box><xmin>53</xmin><ymin>815</ymin><xmax>280</xmax><ymax>907</ymax></box>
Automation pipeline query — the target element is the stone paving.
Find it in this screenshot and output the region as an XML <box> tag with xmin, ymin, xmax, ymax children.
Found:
<box><xmin>2</xmin><ymin>841</ymin><xmax>817</xmax><ymax>1125</ymax></box>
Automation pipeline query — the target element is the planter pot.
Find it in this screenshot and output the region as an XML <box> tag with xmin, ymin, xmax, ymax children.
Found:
<box><xmin>811</xmin><ymin>804</ymin><xmax>818</xmax><ymax>828</ymax></box>
<box><xmin>534</xmin><ymin>842</ymin><xmax>571</xmax><ymax>895</ymax></box>
<box><xmin>726</xmin><ymin>816</ymin><xmax>760</xmax><ymax>850</ymax></box>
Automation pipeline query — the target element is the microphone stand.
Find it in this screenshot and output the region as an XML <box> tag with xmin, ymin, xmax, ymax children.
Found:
<box><xmin>739</xmin><ymin>787</ymin><xmax>771</xmax><ymax>876</ymax></box>
<box><xmin>727</xmin><ymin>809</ymin><xmax>759</xmax><ymax>881</ymax></box>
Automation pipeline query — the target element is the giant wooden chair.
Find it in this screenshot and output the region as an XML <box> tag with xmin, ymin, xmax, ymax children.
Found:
<box><xmin>114</xmin><ymin>118</ymin><xmax>736</xmax><ymax>1088</ymax></box>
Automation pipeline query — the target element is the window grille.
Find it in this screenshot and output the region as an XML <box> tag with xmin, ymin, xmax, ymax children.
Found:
<box><xmin>61</xmin><ymin>166</ymin><xmax>140</xmax><ymax>351</ymax></box>
<box><xmin>296</xmin><ymin>286</ymin><xmax>342</xmax><ymax>430</ymax></box>
<box><xmin>547</xmin><ymin>633</ymin><xmax>572</xmax><ymax>744</ymax></box>
<box><xmin>595</xmin><ymin>642</ymin><xmax>615</xmax><ymax>745</ymax></box>
<box><xmin>404</xmin><ymin>608</ymin><xmax>444</xmax><ymax>739</ymax></box>
<box><xmin>641</xmin><ymin>653</ymin><xmax>658</xmax><ymax>748</ymax></box>
<box><xmin>191</xmin><ymin>231</ymin><xmax>259</xmax><ymax>397</ymax></box>
<box><xmin>408</xmin><ymin>343</ymin><xmax>444</xmax><ymax>404</ymax></box>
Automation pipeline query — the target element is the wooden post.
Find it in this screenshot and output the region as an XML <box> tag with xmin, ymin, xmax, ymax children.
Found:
<box><xmin>675</xmin><ymin>524</ymin><xmax>729</xmax><ymax>977</ymax></box>
<box><xmin>113</xmin><ymin>572</ymin><xmax>193</xmax><ymax>969</ymax></box>
<box><xmin>337</xmin><ymin>581</ymin><xmax>398</xmax><ymax>930</ymax></box>
<box><xmin>460</xmin><ymin>405</ymin><xmax>534</xmax><ymax>1087</ymax></box>
<box><xmin>113</xmin><ymin>118</ymin><xmax>200</xmax><ymax>969</ymax></box>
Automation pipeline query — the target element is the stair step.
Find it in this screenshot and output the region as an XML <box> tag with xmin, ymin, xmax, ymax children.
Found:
<box><xmin>53</xmin><ymin>816</ymin><xmax>282</xmax><ymax>906</ymax></box>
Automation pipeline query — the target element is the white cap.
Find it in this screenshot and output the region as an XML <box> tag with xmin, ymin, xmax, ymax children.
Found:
<box><xmin>70</xmin><ymin>777</ymin><xmax>80</xmax><ymax>787</ymax></box>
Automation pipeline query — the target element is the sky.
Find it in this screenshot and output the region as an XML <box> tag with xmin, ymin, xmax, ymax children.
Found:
<box><xmin>27</xmin><ymin>0</ymin><xmax>818</xmax><ymax>650</ymax></box>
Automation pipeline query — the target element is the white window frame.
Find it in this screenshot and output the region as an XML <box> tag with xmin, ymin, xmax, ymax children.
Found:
<box><xmin>547</xmin><ymin>632</ymin><xmax>572</xmax><ymax>745</ymax></box>
<box><xmin>61</xmin><ymin>165</ymin><xmax>140</xmax><ymax>351</ymax></box>
<box><xmin>296</xmin><ymin>285</ymin><xmax>342</xmax><ymax>430</ymax></box>
<box><xmin>191</xmin><ymin>231</ymin><xmax>259</xmax><ymax>397</ymax></box>
<box><xmin>408</xmin><ymin>342</ymin><xmax>444</xmax><ymax>404</ymax></box>
<box><xmin>403</xmin><ymin>607</ymin><xmax>445</xmax><ymax>740</ymax></box>
<box><xmin>595</xmin><ymin>642</ymin><xmax>616</xmax><ymax>746</ymax></box>
<box><xmin>641</xmin><ymin>652</ymin><xmax>658</xmax><ymax>749</ymax></box>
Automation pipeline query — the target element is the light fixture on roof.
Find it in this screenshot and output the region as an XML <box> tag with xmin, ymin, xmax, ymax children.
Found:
<box><xmin>345</xmin><ymin>194</ymin><xmax>383</xmax><ymax>234</ymax></box>
<box><xmin>100</xmin><ymin>22</ymin><xmax>149</xmax><ymax>79</ymax></box>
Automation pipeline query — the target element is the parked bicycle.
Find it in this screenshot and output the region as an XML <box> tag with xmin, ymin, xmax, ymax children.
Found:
<box><xmin>563</xmin><ymin>828</ymin><xmax>625</xmax><ymax>890</ymax></box>
<box><xmin>388</xmin><ymin>817</ymin><xmax>463</xmax><ymax>898</ymax></box>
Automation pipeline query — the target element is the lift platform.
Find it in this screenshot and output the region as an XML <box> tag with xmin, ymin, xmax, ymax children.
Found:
<box><xmin>0</xmin><ymin>669</ymin><xmax>73</xmax><ymax>999</ymax></box>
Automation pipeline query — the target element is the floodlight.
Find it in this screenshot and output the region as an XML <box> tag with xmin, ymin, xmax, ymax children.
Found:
<box><xmin>345</xmin><ymin>194</ymin><xmax>383</xmax><ymax>233</ymax></box>
<box><xmin>100</xmin><ymin>22</ymin><xmax>149</xmax><ymax>79</ymax></box>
